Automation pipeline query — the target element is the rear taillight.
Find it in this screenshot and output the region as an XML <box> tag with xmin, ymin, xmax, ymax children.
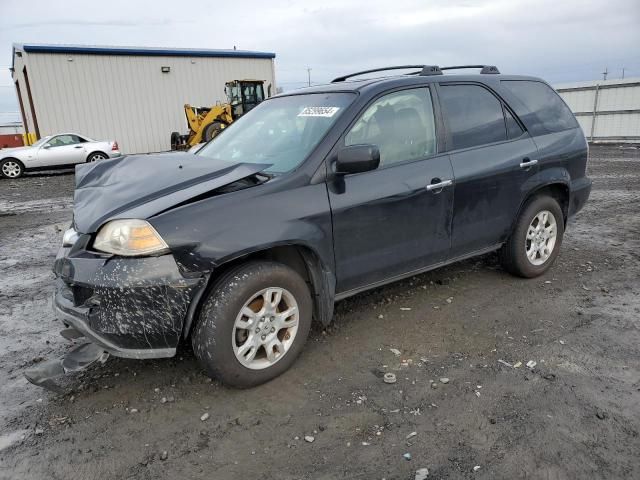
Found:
<box><xmin>112</xmin><ymin>141</ymin><xmax>119</xmax><ymax>151</ymax></box>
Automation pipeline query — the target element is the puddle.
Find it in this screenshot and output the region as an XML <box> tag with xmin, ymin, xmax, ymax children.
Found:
<box><xmin>0</xmin><ymin>429</ymin><xmax>28</xmax><ymax>452</ymax></box>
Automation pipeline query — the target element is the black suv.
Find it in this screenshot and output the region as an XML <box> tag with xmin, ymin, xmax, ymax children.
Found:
<box><xmin>38</xmin><ymin>65</ymin><xmax>591</xmax><ymax>388</ymax></box>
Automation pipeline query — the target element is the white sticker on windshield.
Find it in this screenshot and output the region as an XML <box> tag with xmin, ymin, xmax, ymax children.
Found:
<box><xmin>298</xmin><ymin>106</ymin><xmax>340</xmax><ymax>117</ymax></box>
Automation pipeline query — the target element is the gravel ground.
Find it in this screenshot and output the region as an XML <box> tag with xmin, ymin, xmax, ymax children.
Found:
<box><xmin>0</xmin><ymin>145</ymin><xmax>639</xmax><ymax>479</ymax></box>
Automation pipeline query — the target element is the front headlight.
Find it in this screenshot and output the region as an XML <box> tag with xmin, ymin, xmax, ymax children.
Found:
<box><xmin>93</xmin><ymin>219</ymin><xmax>169</xmax><ymax>256</ymax></box>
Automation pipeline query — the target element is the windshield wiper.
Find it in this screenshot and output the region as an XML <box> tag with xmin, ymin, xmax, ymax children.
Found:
<box><xmin>255</xmin><ymin>171</ymin><xmax>275</xmax><ymax>181</ymax></box>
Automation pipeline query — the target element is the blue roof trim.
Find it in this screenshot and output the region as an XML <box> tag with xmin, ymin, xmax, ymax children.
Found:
<box><xmin>19</xmin><ymin>44</ymin><xmax>276</xmax><ymax>59</ymax></box>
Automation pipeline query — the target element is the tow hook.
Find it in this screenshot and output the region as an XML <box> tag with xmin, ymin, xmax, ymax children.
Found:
<box><xmin>24</xmin><ymin>339</ymin><xmax>109</xmax><ymax>392</ymax></box>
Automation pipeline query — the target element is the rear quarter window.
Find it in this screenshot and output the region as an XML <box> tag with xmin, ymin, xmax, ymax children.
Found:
<box><xmin>501</xmin><ymin>80</ymin><xmax>578</xmax><ymax>136</ymax></box>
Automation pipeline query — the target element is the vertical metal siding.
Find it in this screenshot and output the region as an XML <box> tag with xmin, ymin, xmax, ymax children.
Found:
<box><xmin>595</xmin><ymin>113</ymin><xmax>640</xmax><ymax>138</ymax></box>
<box><xmin>557</xmin><ymin>79</ymin><xmax>640</xmax><ymax>142</ymax></box>
<box><xmin>598</xmin><ymin>85</ymin><xmax>640</xmax><ymax>110</ymax></box>
<box><xmin>23</xmin><ymin>52</ymin><xmax>276</xmax><ymax>153</ymax></box>
<box><xmin>575</xmin><ymin>116</ymin><xmax>592</xmax><ymax>136</ymax></box>
<box><xmin>559</xmin><ymin>89</ymin><xmax>593</xmax><ymax>113</ymax></box>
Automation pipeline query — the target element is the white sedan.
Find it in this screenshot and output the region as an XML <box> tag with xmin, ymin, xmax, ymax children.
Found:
<box><xmin>0</xmin><ymin>133</ymin><xmax>121</xmax><ymax>179</ymax></box>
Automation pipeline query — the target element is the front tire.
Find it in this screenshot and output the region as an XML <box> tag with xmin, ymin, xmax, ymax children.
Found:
<box><xmin>202</xmin><ymin>121</ymin><xmax>225</xmax><ymax>142</ymax></box>
<box><xmin>192</xmin><ymin>261</ymin><xmax>312</xmax><ymax>388</ymax></box>
<box><xmin>499</xmin><ymin>195</ymin><xmax>565</xmax><ymax>278</ymax></box>
<box><xmin>0</xmin><ymin>158</ymin><xmax>24</xmax><ymax>178</ymax></box>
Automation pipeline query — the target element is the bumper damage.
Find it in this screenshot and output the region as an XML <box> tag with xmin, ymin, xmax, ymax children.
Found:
<box><xmin>24</xmin><ymin>244</ymin><xmax>207</xmax><ymax>390</ymax></box>
<box><xmin>24</xmin><ymin>341</ymin><xmax>109</xmax><ymax>392</ymax></box>
<box><xmin>52</xmin><ymin>245</ymin><xmax>205</xmax><ymax>354</ymax></box>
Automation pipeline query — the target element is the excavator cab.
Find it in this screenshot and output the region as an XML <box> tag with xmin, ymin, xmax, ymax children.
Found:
<box><xmin>225</xmin><ymin>80</ymin><xmax>266</xmax><ymax>119</ymax></box>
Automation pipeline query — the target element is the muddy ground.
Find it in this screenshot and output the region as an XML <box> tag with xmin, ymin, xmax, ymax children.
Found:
<box><xmin>0</xmin><ymin>145</ymin><xmax>638</xmax><ymax>479</ymax></box>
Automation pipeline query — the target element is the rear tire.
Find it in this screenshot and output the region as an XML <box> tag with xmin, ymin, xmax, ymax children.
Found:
<box><xmin>202</xmin><ymin>121</ymin><xmax>225</xmax><ymax>142</ymax></box>
<box><xmin>0</xmin><ymin>158</ymin><xmax>24</xmax><ymax>178</ymax></box>
<box><xmin>87</xmin><ymin>152</ymin><xmax>108</xmax><ymax>163</ymax></box>
<box><xmin>192</xmin><ymin>261</ymin><xmax>312</xmax><ymax>388</ymax></box>
<box><xmin>499</xmin><ymin>195</ymin><xmax>564</xmax><ymax>278</ymax></box>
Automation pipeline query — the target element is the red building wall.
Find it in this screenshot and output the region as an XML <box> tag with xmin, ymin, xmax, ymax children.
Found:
<box><xmin>0</xmin><ymin>134</ymin><xmax>24</xmax><ymax>149</ymax></box>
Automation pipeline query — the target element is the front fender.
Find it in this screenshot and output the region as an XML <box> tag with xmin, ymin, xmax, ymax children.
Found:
<box><xmin>149</xmin><ymin>181</ymin><xmax>335</xmax><ymax>277</ymax></box>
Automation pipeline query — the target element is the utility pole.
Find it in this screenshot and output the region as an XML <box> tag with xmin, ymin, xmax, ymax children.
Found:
<box><xmin>601</xmin><ymin>67</ymin><xmax>608</xmax><ymax>81</ymax></box>
<box><xmin>307</xmin><ymin>67</ymin><xmax>312</xmax><ymax>87</ymax></box>
<box><xmin>622</xmin><ymin>67</ymin><xmax>625</xmax><ymax>79</ymax></box>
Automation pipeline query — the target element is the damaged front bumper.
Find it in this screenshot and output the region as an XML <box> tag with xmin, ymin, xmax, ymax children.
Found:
<box><xmin>24</xmin><ymin>342</ymin><xmax>110</xmax><ymax>391</ymax></box>
<box><xmin>24</xmin><ymin>241</ymin><xmax>207</xmax><ymax>389</ymax></box>
<box><xmin>54</xmin><ymin>291</ymin><xmax>178</xmax><ymax>359</ymax></box>
<box><xmin>52</xmin><ymin>244</ymin><xmax>205</xmax><ymax>357</ymax></box>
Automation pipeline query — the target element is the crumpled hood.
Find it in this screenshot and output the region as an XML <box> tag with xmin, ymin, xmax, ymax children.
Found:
<box><xmin>73</xmin><ymin>152</ymin><xmax>270</xmax><ymax>233</ymax></box>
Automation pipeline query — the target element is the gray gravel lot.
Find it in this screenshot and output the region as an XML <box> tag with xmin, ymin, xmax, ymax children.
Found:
<box><xmin>0</xmin><ymin>146</ymin><xmax>639</xmax><ymax>479</ymax></box>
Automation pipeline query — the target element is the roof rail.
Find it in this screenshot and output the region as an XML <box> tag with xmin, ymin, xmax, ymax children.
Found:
<box><xmin>331</xmin><ymin>65</ymin><xmax>442</xmax><ymax>82</ymax></box>
<box><xmin>440</xmin><ymin>65</ymin><xmax>500</xmax><ymax>74</ymax></box>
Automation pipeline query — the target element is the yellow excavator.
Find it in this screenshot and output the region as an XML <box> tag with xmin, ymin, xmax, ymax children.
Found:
<box><xmin>171</xmin><ymin>80</ymin><xmax>268</xmax><ymax>150</ymax></box>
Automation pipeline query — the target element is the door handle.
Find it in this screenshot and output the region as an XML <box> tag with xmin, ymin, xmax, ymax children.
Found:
<box><xmin>519</xmin><ymin>158</ymin><xmax>538</xmax><ymax>168</ymax></box>
<box><xmin>426</xmin><ymin>179</ymin><xmax>453</xmax><ymax>191</ymax></box>
<box><xmin>74</xmin><ymin>146</ymin><xmax>83</xmax><ymax>149</ymax></box>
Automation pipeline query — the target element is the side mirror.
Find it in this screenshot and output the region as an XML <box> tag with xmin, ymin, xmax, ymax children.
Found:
<box><xmin>336</xmin><ymin>144</ymin><xmax>380</xmax><ymax>175</ymax></box>
<box><xmin>42</xmin><ymin>144</ymin><xmax>51</xmax><ymax>149</ymax></box>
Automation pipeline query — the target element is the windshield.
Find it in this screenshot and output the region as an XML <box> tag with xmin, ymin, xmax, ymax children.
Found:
<box><xmin>197</xmin><ymin>92</ymin><xmax>355</xmax><ymax>173</ymax></box>
<box><xmin>31</xmin><ymin>136</ymin><xmax>51</xmax><ymax>147</ymax></box>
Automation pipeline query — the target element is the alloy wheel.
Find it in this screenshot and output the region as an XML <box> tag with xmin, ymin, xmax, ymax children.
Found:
<box><xmin>232</xmin><ymin>287</ymin><xmax>299</xmax><ymax>370</ymax></box>
<box><xmin>90</xmin><ymin>153</ymin><xmax>107</xmax><ymax>162</ymax></box>
<box><xmin>525</xmin><ymin>210</ymin><xmax>557</xmax><ymax>265</ymax></box>
<box><xmin>1</xmin><ymin>161</ymin><xmax>22</xmax><ymax>178</ymax></box>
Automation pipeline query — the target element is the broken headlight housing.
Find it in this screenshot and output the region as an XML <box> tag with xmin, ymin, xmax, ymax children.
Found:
<box><xmin>62</xmin><ymin>228</ymin><xmax>80</xmax><ymax>247</ymax></box>
<box><xmin>93</xmin><ymin>219</ymin><xmax>169</xmax><ymax>256</ymax></box>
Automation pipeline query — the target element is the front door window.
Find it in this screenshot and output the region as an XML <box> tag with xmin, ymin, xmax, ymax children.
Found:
<box><xmin>46</xmin><ymin>135</ymin><xmax>79</xmax><ymax>148</ymax></box>
<box><xmin>345</xmin><ymin>88</ymin><xmax>437</xmax><ymax>167</ymax></box>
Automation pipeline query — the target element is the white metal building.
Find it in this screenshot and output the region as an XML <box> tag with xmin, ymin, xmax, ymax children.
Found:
<box><xmin>555</xmin><ymin>77</ymin><xmax>640</xmax><ymax>143</ymax></box>
<box><xmin>11</xmin><ymin>44</ymin><xmax>276</xmax><ymax>153</ymax></box>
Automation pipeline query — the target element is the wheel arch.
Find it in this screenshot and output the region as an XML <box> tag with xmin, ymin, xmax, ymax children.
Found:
<box><xmin>512</xmin><ymin>181</ymin><xmax>570</xmax><ymax>236</ymax></box>
<box><xmin>0</xmin><ymin>157</ymin><xmax>25</xmax><ymax>174</ymax></box>
<box><xmin>1</xmin><ymin>156</ymin><xmax>24</xmax><ymax>164</ymax></box>
<box><xmin>86</xmin><ymin>151</ymin><xmax>109</xmax><ymax>162</ymax></box>
<box><xmin>181</xmin><ymin>243</ymin><xmax>336</xmax><ymax>340</ymax></box>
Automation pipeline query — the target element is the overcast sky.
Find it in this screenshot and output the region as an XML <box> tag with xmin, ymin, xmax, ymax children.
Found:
<box><xmin>1</xmin><ymin>0</ymin><xmax>639</xmax><ymax>123</ymax></box>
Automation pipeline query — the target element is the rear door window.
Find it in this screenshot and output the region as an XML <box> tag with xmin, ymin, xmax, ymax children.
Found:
<box><xmin>439</xmin><ymin>84</ymin><xmax>507</xmax><ymax>150</ymax></box>
<box><xmin>501</xmin><ymin>80</ymin><xmax>578</xmax><ymax>136</ymax></box>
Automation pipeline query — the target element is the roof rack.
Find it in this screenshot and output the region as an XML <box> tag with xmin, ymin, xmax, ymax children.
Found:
<box><xmin>331</xmin><ymin>64</ymin><xmax>500</xmax><ymax>83</ymax></box>
<box><xmin>440</xmin><ymin>65</ymin><xmax>500</xmax><ymax>74</ymax></box>
<box><xmin>331</xmin><ymin>65</ymin><xmax>442</xmax><ymax>82</ymax></box>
